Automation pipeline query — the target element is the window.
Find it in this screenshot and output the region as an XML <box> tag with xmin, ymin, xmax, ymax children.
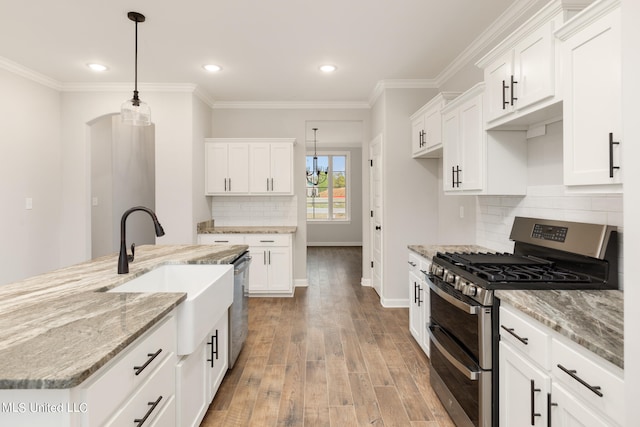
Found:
<box><xmin>306</xmin><ymin>153</ymin><xmax>349</xmax><ymax>221</ymax></box>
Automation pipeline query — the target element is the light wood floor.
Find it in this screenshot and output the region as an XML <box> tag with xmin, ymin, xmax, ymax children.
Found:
<box><xmin>201</xmin><ymin>246</ymin><xmax>455</xmax><ymax>427</ymax></box>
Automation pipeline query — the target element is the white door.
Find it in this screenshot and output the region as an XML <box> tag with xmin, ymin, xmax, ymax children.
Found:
<box><xmin>249</xmin><ymin>143</ymin><xmax>271</xmax><ymax>194</ymax></box>
<box><xmin>269</xmin><ymin>143</ymin><xmax>293</xmax><ymax>194</ymax></box>
<box><xmin>205</xmin><ymin>143</ymin><xmax>228</xmax><ymax>194</ymax></box>
<box><xmin>369</xmin><ymin>134</ymin><xmax>383</xmax><ymax>297</ymax></box>
<box><xmin>227</xmin><ymin>143</ymin><xmax>250</xmax><ymax>193</ymax></box>
<box><xmin>484</xmin><ymin>51</ymin><xmax>513</xmax><ymax>122</ymax></box>
<box><xmin>513</xmin><ymin>23</ymin><xmax>555</xmax><ymax>110</ymax></box>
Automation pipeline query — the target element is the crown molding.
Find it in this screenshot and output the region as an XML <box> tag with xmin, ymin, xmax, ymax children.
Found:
<box><xmin>59</xmin><ymin>82</ymin><xmax>199</xmax><ymax>92</ymax></box>
<box><xmin>211</xmin><ymin>100</ymin><xmax>370</xmax><ymax>110</ymax></box>
<box><xmin>368</xmin><ymin>79</ymin><xmax>438</xmax><ymax>106</ymax></box>
<box><xmin>0</xmin><ymin>56</ymin><xmax>62</xmax><ymax>90</ymax></box>
<box><xmin>435</xmin><ymin>0</ymin><xmax>546</xmax><ymax>86</ymax></box>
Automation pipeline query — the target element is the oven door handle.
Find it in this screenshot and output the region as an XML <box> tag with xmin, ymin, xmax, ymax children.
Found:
<box><xmin>428</xmin><ymin>280</ymin><xmax>480</xmax><ymax>315</ymax></box>
<box><xmin>428</xmin><ymin>326</ymin><xmax>480</xmax><ymax>380</ymax></box>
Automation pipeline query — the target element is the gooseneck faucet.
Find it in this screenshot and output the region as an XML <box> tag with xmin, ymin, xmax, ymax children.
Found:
<box><xmin>118</xmin><ymin>206</ymin><xmax>165</xmax><ymax>274</ymax></box>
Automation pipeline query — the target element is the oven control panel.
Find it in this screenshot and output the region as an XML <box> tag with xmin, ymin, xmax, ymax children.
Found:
<box><xmin>532</xmin><ymin>223</ymin><xmax>568</xmax><ymax>243</ymax></box>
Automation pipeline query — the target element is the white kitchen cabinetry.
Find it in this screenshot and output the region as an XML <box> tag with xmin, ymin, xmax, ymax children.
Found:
<box><xmin>410</xmin><ymin>92</ymin><xmax>459</xmax><ymax>158</ymax></box>
<box><xmin>198</xmin><ymin>233</ymin><xmax>294</xmax><ymax>296</ymax></box>
<box><xmin>82</xmin><ymin>314</ymin><xmax>178</xmax><ymax>427</ymax></box>
<box><xmin>499</xmin><ymin>303</ymin><xmax>623</xmax><ymax>427</ymax></box>
<box><xmin>246</xmin><ymin>234</ymin><xmax>292</xmax><ymax>295</ymax></box>
<box><xmin>176</xmin><ymin>311</ymin><xmax>228</xmax><ymax>427</ymax></box>
<box><xmin>556</xmin><ymin>0</ymin><xmax>622</xmax><ymax>188</ymax></box>
<box><xmin>442</xmin><ymin>83</ymin><xmax>527</xmax><ymax>195</ymax></box>
<box><xmin>476</xmin><ymin>0</ymin><xmax>591</xmax><ymax>130</ymax></box>
<box><xmin>205</xmin><ymin>138</ymin><xmax>295</xmax><ymax>196</ymax></box>
<box><xmin>205</xmin><ymin>142</ymin><xmax>249</xmax><ymax>195</ymax></box>
<box><xmin>408</xmin><ymin>251</ymin><xmax>430</xmax><ymax>357</ymax></box>
<box><xmin>249</xmin><ymin>142</ymin><xmax>293</xmax><ymax>194</ymax></box>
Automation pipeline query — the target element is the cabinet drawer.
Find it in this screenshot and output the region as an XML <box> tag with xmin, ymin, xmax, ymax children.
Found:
<box><xmin>551</xmin><ymin>337</ymin><xmax>624</xmax><ymax>426</ymax></box>
<box><xmin>408</xmin><ymin>252</ymin><xmax>420</xmax><ymax>275</ymax></box>
<box><xmin>245</xmin><ymin>234</ymin><xmax>290</xmax><ymax>247</ymax></box>
<box><xmin>198</xmin><ymin>234</ymin><xmax>246</xmax><ymax>245</ymax></box>
<box><xmin>499</xmin><ymin>305</ymin><xmax>550</xmax><ymax>370</ymax></box>
<box><xmin>82</xmin><ymin>315</ymin><xmax>177</xmax><ymax>426</ymax></box>
<box><xmin>105</xmin><ymin>353</ymin><xmax>176</xmax><ymax>426</ymax></box>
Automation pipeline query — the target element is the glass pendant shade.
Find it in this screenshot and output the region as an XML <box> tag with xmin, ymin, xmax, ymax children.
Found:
<box><xmin>121</xmin><ymin>93</ymin><xmax>151</xmax><ymax>126</ymax></box>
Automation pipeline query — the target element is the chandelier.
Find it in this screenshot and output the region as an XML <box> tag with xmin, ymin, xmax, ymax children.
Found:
<box><xmin>306</xmin><ymin>128</ymin><xmax>328</xmax><ymax>187</ymax></box>
<box><xmin>121</xmin><ymin>11</ymin><xmax>151</xmax><ymax>126</ymax></box>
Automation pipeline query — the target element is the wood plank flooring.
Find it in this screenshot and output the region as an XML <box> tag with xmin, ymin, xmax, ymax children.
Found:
<box><xmin>201</xmin><ymin>246</ymin><xmax>455</xmax><ymax>427</ymax></box>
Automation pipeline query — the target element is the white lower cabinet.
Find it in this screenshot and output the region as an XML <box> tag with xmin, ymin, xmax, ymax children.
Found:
<box><xmin>198</xmin><ymin>233</ymin><xmax>294</xmax><ymax>296</ymax></box>
<box><xmin>408</xmin><ymin>251</ymin><xmax>430</xmax><ymax>357</ymax></box>
<box><xmin>176</xmin><ymin>311</ymin><xmax>228</xmax><ymax>427</ymax></box>
<box><xmin>499</xmin><ymin>303</ymin><xmax>623</xmax><ymax>427</ymax></box>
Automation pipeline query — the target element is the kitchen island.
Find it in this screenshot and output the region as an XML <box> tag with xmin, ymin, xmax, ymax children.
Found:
<box><xmin>0</xmin><ymin>244</ymin><xmax>247</xmax><ymax>389</ymax></box>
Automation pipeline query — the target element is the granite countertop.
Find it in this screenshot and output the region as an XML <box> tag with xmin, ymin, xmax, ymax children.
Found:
<box><xmin>0</xmin><ymin>244</ymin><xmax>247</xmax><ymax>389</ymax></box>
<box><xmin>496</xmin><ymin>289</ymin><xmax>624</xmax><ymax>370</ymax></box>
<box><xmin>408</xmin><ymin>244</ymin><xmax>495</xmax><ymax>260</ymax></box>
<box><xmin>198</xmin><ymin>225</ymin><xmax>297</xmax><ymax>234</ymax></box>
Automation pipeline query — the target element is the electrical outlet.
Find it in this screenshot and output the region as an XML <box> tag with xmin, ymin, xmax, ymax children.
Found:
<box><xmin>25</xmin><ymin>198</ymin><xmax>33</xmax><ymax>210</ymax></box>
<box><xmin>459</xmin><ymin>205</ymin><xmax>464</xmax><ymax>219</ymax></box>
<box><xmin>92</xmin><ymin>197</ymin><xmax>99</xmax><ymax>207</ymax></box>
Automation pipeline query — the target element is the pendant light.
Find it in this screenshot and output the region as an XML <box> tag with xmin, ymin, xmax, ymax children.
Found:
<box><xmin>306</xmin><ymin>128</ymin><xmax>328</xmax><ymax>187</ymax></box>
<box><xmin>121</xmin><ymin>11</ymin><xmax>151</xmax><ymax>126</ymax></box>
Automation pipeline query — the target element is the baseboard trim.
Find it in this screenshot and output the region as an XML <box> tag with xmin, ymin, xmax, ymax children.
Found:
<box><xmin>360</xmin><ymin>278</ymin><xmax>372</xmax><ymax>287</ymax></box>
<box><xmin>294</xmin><ymin>279</ymin><xmax>309</xmax><ymax>288</ymax></box>
<box><xmin>307</xmin><ymin>242</ymin><xmax>363</xmax><ymax>247</ymax></box>
<box><xmin>380</xmin><ymin>297</ymin><xmax>409</xmax><ymax>308</ymax></box>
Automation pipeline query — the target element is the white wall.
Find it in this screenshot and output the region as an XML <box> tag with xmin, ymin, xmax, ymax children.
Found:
<box><xmin>210</xmin><ymin>107</ymin><xmax>371</xmax><ymax>286</ymax></box>
<box><xmin>0</xmin><ymin>69</ymin><xmax>62</xmax><ymax>285</ymax></box>
<box><xmin>191</xmin><ymin>96</ymin><xmax>213</xmax><ymax>242</ymax></box>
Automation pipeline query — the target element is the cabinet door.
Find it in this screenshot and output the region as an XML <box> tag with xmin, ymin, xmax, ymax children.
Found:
<box><xmin>205</xmin><ymin>143</ymin><xmax>229</xmax><ymax>194</ymax></box>
<box><xmin>408</xmin><ymin>270</ymin><xmax>423</xmax><ymax>344</ymax></box>
<box><xmin>206</xmin><ymin>313</ymin><xmax>229</xmax><ymax>403</ymax></box>
<box><xmin>248</xmin><ymin>247</ymin><xmax>269</xmax><ymax>292</ymax></box>
<box><xmin>423</xmin><ymin>106</ymin><xmax>442</xmax><ymax>152</ymax></box>
<box><xmin>513</xmin><ymin>22</ymin><xmax>555</xmax><ymax>110</ymax></box>
<box><xmin>269</xmin><ymin>143</ymin><xmax>293</xmax><ymax>194</ymax></box>
<box><xmin>227</xmin><ymin>144</ymin><xmax>250</xmax><ymax>193</ymax></box>
<box><xmin>267</xmin><ymin>247</ymin><xmax>292</xmax><ymax>292</ymax></box>
<box><xmin>411</xmin><ymin>114</ymin><xmax>426</xmax><ymax>156</ymax></box>
<box><xmin>459</xmin><ymin>95</ymin><xmax>484</xmax><ymax>191</ymax></box>
<box><xmin>499</xmin><ymin>342</ymin><xmax>550</xmax><ymax>427</ymax></box>
<box><xmin>562</xmin><ymin>9</ymin><xmax>621</xmax><ymax>186</ymax></box>
<box><xmin>418</xmin><ymin>260</ymin><xmax>431</xmax><ymax>357</ymax></box>
<box><xmin>550</xmin><ymin>383</ymin><xmax>613</xmax><ymax>427</ymax></box>
<box><xmin>176</xmin><ymin>341</ymin><xmax>208</xmax><ymax>427</ymax></box>
<box><xmin>442</xmin><ymin>109</ymin><xmax>460</xmax><ymax>191</ymax></box>
<box><xmin>484</xmin><ymin>51</ymin><xmax>513</xmax><ymax>123</ymax></box>
<box><xmin>249</xmin><ymin>144</ymin><xmax>271</xmax><ymax>194</ymax></box>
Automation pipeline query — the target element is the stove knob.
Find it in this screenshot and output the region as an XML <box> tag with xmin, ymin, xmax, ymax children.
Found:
<box><xmin>465</xmin><ymin>285</ymin><xmax>478</xmax><ymax>297</ymax></box>
<box><xmin>455</xmin><ymin>278</ymin><xmax>465</xmax><ymax>291</ymax></box>
<box><xmin>443</xmin><ymin>271</ymin><xmax>456</xmax><ymax>283</ymax></box>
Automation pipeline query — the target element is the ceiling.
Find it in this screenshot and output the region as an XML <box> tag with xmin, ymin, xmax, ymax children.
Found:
<box><xmin>0</xmin><ymin>0</ymin><xmax>540</xmax><ymax>104</ymax></box>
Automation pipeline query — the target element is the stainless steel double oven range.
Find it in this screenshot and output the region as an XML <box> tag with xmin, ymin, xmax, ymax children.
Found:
<box><xmin>424</xmin><ymin>217</ymin><xmax>619</xmax><ymax>427</ymax></box>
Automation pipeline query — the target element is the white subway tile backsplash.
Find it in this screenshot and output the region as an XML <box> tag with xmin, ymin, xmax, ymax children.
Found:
<box><xmin>210</xmin><ymin>196</ymin><xmax>298</xmax><ymax>226</ymax></box>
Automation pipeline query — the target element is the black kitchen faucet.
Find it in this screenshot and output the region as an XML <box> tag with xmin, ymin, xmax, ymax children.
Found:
<box><xmin>117</xmin><ymin>206</ymin><xmax>165</xmax><ymax>274</ymax></box>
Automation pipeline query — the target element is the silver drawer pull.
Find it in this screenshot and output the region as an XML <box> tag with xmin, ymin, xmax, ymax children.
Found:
<box><xmin>260</xmin><ymin>240</ymin><xmax>275</xmax><ymax>243</ymax></box>
<box><xmin>500</xmin><ymin>325</ymin><xmax>529</xmax><ymax>345</ymax></box>
<box><xmin>557</xmin><ymin>364</ymin><xmax>603</xmax><ymax>397</ymax></box>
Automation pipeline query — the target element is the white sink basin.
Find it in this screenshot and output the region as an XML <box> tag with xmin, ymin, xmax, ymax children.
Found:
<box><xmin>109</xmin><ymin>264</ymin><xmax>234</xmax><ymax>355</ymax></box>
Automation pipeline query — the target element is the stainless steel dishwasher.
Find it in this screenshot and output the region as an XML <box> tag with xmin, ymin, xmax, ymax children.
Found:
<box><xmin>229</xmin><ymin>251</ymin><xmax>250</xmax><ymax>368</ymax></box>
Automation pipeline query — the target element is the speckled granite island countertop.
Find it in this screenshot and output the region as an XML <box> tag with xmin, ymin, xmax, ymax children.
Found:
<box><xmin>408</xmin><ymin>244</ymin><xmax>494</xmax><ymax>260</ymax></box>
<box><xmin>0</xmin><ymin>244</ymin><xmax>247</xmax><ymax>389</ymax></box>
<box><xmin>496</xmin><ymin>289</ymin><xmax>624</xmax><ymax>369</ymax></box>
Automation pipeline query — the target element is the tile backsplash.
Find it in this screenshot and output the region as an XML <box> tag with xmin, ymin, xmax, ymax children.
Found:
<box><xmin>210</xmin><ymin>196</ymin><xmax>298</xmax><ymax>226</ymax></box>
<box><xmin>476</xmin><ymin>185</ymin><xmax>624</xmax><ymax>287</ymax></box>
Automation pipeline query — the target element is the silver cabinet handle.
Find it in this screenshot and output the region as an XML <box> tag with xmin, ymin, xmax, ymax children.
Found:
<box><xmin>428</xmin><ymin>327</ymin><xmax>479</xmax><ymax>380</ymax></box>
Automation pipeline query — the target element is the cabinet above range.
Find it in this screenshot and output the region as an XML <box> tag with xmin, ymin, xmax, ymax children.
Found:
<box><xmin>205</xmin><ymin>138</ymin><xmax>295</xmax><ymax>196</ymax></box>
<box><xmin>475</xmin><ymin>0</ymin><xmax>593</xmax><ymax>131</ymax></box>
<box><xmin>410</xmin><ymin>92</ymin><xmax>460</xmax><ymax>158</ymax></box>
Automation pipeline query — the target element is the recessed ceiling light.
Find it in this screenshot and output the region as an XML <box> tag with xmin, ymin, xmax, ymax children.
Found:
<box><xmin>319</xmin><ymin>64</ymin><xmax>337</xmax><ymax>73</ymax></box>
<box><xmin>87</xmin><ymin>63</ymin><xmax>108</xmax><ymax>72</ymax></box>
<box><xmin>203</xmin><ymin>64</ymin><xmax>222</xmax><ymax>72</ymax></box>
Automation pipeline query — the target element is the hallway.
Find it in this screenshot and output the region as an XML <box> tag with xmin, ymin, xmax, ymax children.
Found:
<box><xmin>201</xmin><ymin>246</ymin><xmax>455</xmax><ymax>426</ymax></box>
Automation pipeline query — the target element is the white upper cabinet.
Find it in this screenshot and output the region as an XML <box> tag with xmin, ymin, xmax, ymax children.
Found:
<box><xmin>442</xmin><ymin>83</ymin><xmax>527</xmax><ymax>196</ymax></box>
<box><xmin>410</xmin><ymin>92</ymin><xmax>459</xmax><ymax>158</ymax></box>
<box><xmin>556</xmin><ymin>0</ymin><xmax>621</xmax><ymax>189</ymax></box>
<box><xmin>249</xmin><ymin>142</ymin><xmax>294</xmax><ymax>194</ymax></box>
<box><xmin>476</xmin><ymin>0</ymin><xmax>593</xmax><ymax>130</ymax></box>
<box><xmin>205</xmin><ymin>138</ymin><xmax>295</xmax><ymax>196</ymax></box>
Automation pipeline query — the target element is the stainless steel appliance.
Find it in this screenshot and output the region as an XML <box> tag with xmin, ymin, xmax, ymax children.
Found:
<box><xmin>229</xmin><ymin>251</ymin><xmax>251</xmax><ymax>368</ymax></box>
<box><xmin>425</xmin><ymin>217</ymin><xmax>618</xmax><ymax>427</ymax></box>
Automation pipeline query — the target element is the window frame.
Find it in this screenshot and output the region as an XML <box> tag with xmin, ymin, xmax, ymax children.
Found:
<box><xmin>305</xmin><ymin>151</ymin><xmax>351</xmax><ymax>223</ymax></box>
